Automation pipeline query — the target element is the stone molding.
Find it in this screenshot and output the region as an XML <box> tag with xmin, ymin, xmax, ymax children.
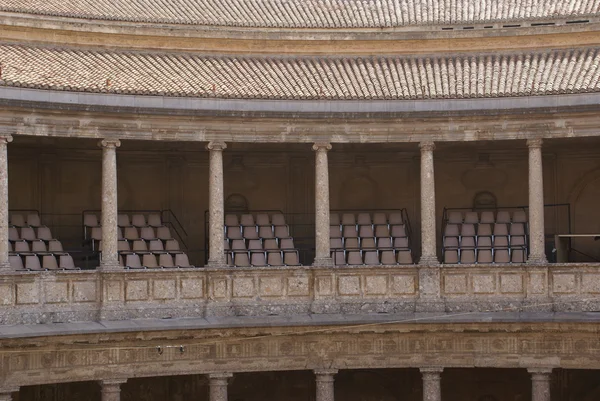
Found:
<box><xmin>1</xmin><ymin>322</ymin><xmax>599</xmax><ymax>389</ymax></box>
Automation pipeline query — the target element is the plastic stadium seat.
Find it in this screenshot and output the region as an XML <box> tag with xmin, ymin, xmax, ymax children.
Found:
<box><xmin>118</xmin><ymin>214</ymin><xmax>131</xmax><ymax>227</ymax></box>
<box><xmin>59</xmin><ymin>255</ymin><xmax>78</xmax><ymax>270</ymax></box>
<box><xmin>14</xmin><ymin>241</ymin><xmax>31</xmax><ymax>254</ymax></box>
<box><xmin>347</xmin><ymin>250</ymin><xmax>363</xmax><ymax>265</ymax></box>
<box><xmin>330</xmin><ymin>213</ymin><xmax>340</xmax><ymax>225</ymax></box>
<box><xmin>157</xmin><ymin>226</ymin><xmax>172</xmax><ymax>240</ymax></box>
<box><xmin>496</xmin><ymin>211</ymin><xmax>511</xmax><ymax>223</ymax></box>
<box><xmin>27</xmin><ymin>213</ymin><xmax>42</xmax><ymax>227</ymax></box>
<box><xmin>233</xmin><ymin>252</ymin><xmax>250</xmax><ymax>267</ymax></box>
<box><xmin>330</xmin><ymin>238</ymin><xmax>343</xmax><ymax>250</ymax></box>
<box><xmin>226</xmin><ymin>226</ymin><xmax>243</xmax><ymax>240</ymax></box>
<box><xmin>159</xmin><ymin>254</ymin><xmax>175</xmax><ymax>268</ymax></box>
<box><xmin>256</xmin><ymin>213</ymin><xmax>270</xmax><ymax>226</ymax></box>
<box><xmin>42</xmin><ymin>255</ymin><xmax>59</xmax><ymax>270</ymax></box>
<box><xmin>267</xmin><ymin>251</ymin><xmax>283</xmax><ymax>266</ymax></box>
<box><xmin>32</xmin><ymin>241</ymin><xmax>48</xmax><ymax>253</ymax></box>
<box><xmin>20</xmin><ymin>227</ymin><xmax>36</xmax><ymax>241</ymax></box>
<box><xmin>357</xmin><ymin>213</ymin><xmax>371</xmax><ymax>225</ymax></box>
<box><xmin>279</xmin><ymin>238</ymin><xmax>295</xmax><ymax>250</ymax></box>
<box><xmin>258</xmin><ymin>226</ymin><xmax>274</xmax><ymax>238</ymax></box>
<box><xmin>363</xmin><ymin>250</ymin><xmax>380</xmax><ymax>265</ymax></box>
<box><xmin>390</xmin><ymin>225</ymin><xmax>406</xmax><ymax>238</ymax></box>
<box><xmin>225</xmin><ymin>214</ymin><xmax>239</xmax><ymax>226</ymax></box>
<box><xmin>341</xmin><ymin>213</ymin><xmax>355</xmax><ymax>225</ymax></box>
<box><xmin>361</xmin><ymin>237</ymin><xmax>376</xmax><ymax>249</ymax></box>
<box><xmin>477</xmin><ymin>249</ymin><xmax>493</xmax><ymax>263</ymax></box>
<box><xmin>358</xmin><ymin>225</ymin><xmax>374</xmax><ymax>237</ymax></box>
<box><xmin>148</xmin><ymin>213</ymin><xmax>162</xmax><ymax>227</ymax></box>
<box><xmin>342</xmin><ymin>225</ymin><xmax>358</xmax><ymax>238</ymax></box>
<box><xmin>131</xmin><ymin>214</ymin><xmax>147</xmax><ymax>227</ymax></box>
<box><xmin>9</xmin><ymin>227</ymin><xmax>19</xmax><ymax>241</ymax></box>
<box><xmin>283</xmin><ymin>251</ymin><xmax>300</xmax><ymax>266</ymax></box>
<box><xmin>444</xmin><ymin>250</ymin><xmax>459</xmax><ymax>264</ymax></box>
<box><xmin>10</xmin><ymin>214</ymin><xmax>26</xmax><ymax>227</ymax></box>
<box><xmin>377</xmin><ymin>237</ymin><xmax>393</xmax><ymax>249</ymax></box>
<box><xmin>330</xmin><ymin>225</ymin><xmax>342</xmax><ymax>238</ymax></box>
<box><xmin>461</xmin><ymin>224</ymin><xmax>476</xmax><ymax>236</ymax></box>
<box><xmin>140</xmin><ymin>227</ymin><xmax>156</xmax><ymax>240</ymax></box>
<box><xmin>25</xmin><ymin>255</ymin><xmax>43</xmax><ymax>271</ymax></box>
<box><xmin>9</xmin><ymin>255</ymin><xmax>24</xmax><ymax>270</ymax></box>
<box><xmin>84</xmin><ymin>213</ymin><xmax>99</xmax><ymax>227</ymax></box>
<box><xmin>37</xmin><ymin>227</ymin><xmax>53</xmax><ymax>241</ymax></box>
<box><xmin>397</xmin><ymin>250</ymin><xmax>413</xmax><ymax>264</ymax></box>
<box><xmin>143</xmin><ymin>254</ymin><xmax>159</xmax><ymax>268</ymax></box>
<box><xmin>251</xmin><ymin>252</ymin><xmax>267</xmax><ymax>267</ymax></box>
<box><xmin>332</xmin><ymin>250</ymin><xmax>345</xmax><ymax>265</ymax></box>
<box><xmin>165</xmin><ymin>239</ymin><xmax>181</xmax><ymax>252</ymax></box>
<box><xmin>388</xmin><ymin>212</ymin><xmax>403</xmax><ymax>225</ymax></box>
<box><xmin>447</xmin><ymin>211</ymin><xmax>463</xmax><ymax>224</ymax></box>
<box><xmin>345</xmin><ymin>238</ymin><xmax>359</xmax><ymax>249</ymax></box>
<box><xmin>240</xmin><ymin>214</ymin><xmax>255</xmax><ymax>226</ymax></box>
<box><xmin>511</xmin><ymin>249</ymin><xmax>526</xmax><ymax>263</ymax></box>
<box><xmin>175</xmin><ymin>253</ymin><xmax>192</xmax><ymax>268</ymax></box>
<box><xmin>381</xmin><ymin>250</ymin><xmax>396</xmax><ymax>265</ymax></box>
<box><xmin>274</xmin><ymin>225</ymin><xmax>290</xmax><ymax>238</ymax></box>
<box><xmin>243</xmin><ymin>226</ymin><xmax>259</xmax><ymax>239</ymax></box>
<box><xmin>126</xmin><ymin>254</ymin><xmax>144</xmax><ymax>269</ymax></box>
<box><xmin>124</xmin><ymin>227</ymin><xmax>139</xmax><ymax>240</ymax></box>
<box><xmin>494</xmin><ymin>249</ymin><xmax>510</xmax><ymax>263</ymax></box>
<box><xmin>374</xmin><ymin>225</ymin><xmax>391</xmax><ymax>238</ymax></box>
<box><xmin>464</xmin><ymin>211</ymin><xmax>479</xmax><ymax>224</ymax></box>
<box><xmin>480</xmin><ymin>211</ymin><xmax>495</xmax><ymax>224</ymax></box>
<box><xmin>373</xmin><ymin>213</ymin><xmax>387</xmax><ymax>225</ymax></box>
<box><xmin>460</xmin><ymin>249</ymin><xmax>476</xmax><ymax>264</ymax></box>
<box><xmin>271</xmin><ymin>213</ymin><xmax>286</xmax><ymax>226</ymax></box>
<box><xmin>263</xmin><ymin>239</ymin><xmax>278</xmax><ymax>250</ymax></box>
<box><xmin>132</xmin><ymin>240</ymin><xmax>148</xmax><ymax>253</ymax></box>
<box><xmin>512</xmin><ymin>210</ymin><xmax>527</xmax><ymax>223</ymax></box>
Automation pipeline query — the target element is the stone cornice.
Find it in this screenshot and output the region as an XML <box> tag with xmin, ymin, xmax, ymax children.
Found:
<box><xmin>0</xmin><ymin>12</ymin><xmax>600</xmax><ymax>55</ymax></box>
<box><xmin>2</xmin><ymin>99</ymin><xmax>600</xmax><ymax>144</ymax></box>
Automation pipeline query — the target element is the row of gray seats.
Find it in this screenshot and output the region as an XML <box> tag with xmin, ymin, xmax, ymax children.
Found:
<box><xmin>10</xmin><ymin>254</ymin><xmax>78</xmax><ymax>271</ymax></box>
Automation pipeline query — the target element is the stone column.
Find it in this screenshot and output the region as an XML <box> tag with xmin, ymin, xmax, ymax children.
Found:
<box><xmin>313</xmin><ymin>142</ymin><xmax>333</xmax><ymax>266</ymax></box>
<box><xmin>419</xmin><ymin>141</ymin><xmax>439</xmax><ymax>265</ymax></box>
<box><xmin>99</xmin><ymin>139</ymin><xmax>121</xmax><ymax>270</ymax></box>
<box><xmin>420</xmin><ymin>367</ymin><xmax>443</xmax><ymax>401</ymax></box>
<box><xmin>209</xmin><ymin>373</ymin><xmax>232</xmax><ymax>401</ymax></box>
<box><xmin>206</xmin><ymin>141</ymin><xmax>227</xmax><ymax>267</ymax></box>
<box><xmin>528</xmin><ymin>368</ymin><xmax>552</xmax><ymax>401</ymax></box>
<box><xmin>100</xmin><ymin>379</ymin><xmax>127</xmax><ymax>401</ymax></box>
<box><xmin>0</xmin><ymin>387</ymin><xmax>18</xmax><ymax>401</ymax></box>
<box><xmin>527</xmin><ymin>139</ymin><xmax>547</xmax><ymax>264</ymax></box>
<box><xmin>0</xmin><ymin>134</ymin><xmax>12</xmax><ymax>271</ymax></box>
<box><xmin>315</xmin><ymin>369</ymin><xmax>337</xmax><ymax>401</ymax></box>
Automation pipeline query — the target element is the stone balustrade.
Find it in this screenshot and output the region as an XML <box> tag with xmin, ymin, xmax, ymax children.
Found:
<box><xmin>1</xmin><ymin>264</ymin><xmax>600</xmax><ymax>325</ymax></box>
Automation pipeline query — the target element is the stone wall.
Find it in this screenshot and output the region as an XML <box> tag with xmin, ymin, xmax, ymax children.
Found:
<box><xmin>2</xmin><ymin>264</ymin><xmax>600</xmax><ymax>325</ymax></box>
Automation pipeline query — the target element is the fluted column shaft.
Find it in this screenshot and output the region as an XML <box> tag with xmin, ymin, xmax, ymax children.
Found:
<box><xmin>315</xmin><ymin>369</ymin><xmax>337</xmax><ymax>401</ymax></box>
<box><xmin>207</xmin><ymin>142</ymin><xmax>227</xmax><ymax>267</ymax></box>
<box><xmin>0</xmin><ymin>135</ymin><xmax>12</xmax><ymax>271</ymax></box>
<box><xmin>313</xmin><ymin>143</ymin><xmax>333</xmax><ymax>266</ymax></box>
<box><xmin>527</xmin><ymin>139</ymin><xmax>547</xmax><ymax>263</ymax></box>
<box><xmin>420</xmin><ymin>367</ymin><xmax>443</xmax><ymax>401</ymax></box>
<box><xmin>209</xmin><ymin>373</ymin><xmax>232</xmax><ymax>401</ymax></box>
<box><xmin>529</xmin><ymin>368</ymin><xmax>552</xmax><ymax>401</ymax></box>
<box><xmin>100</xmin><ymin>379</ymin><xmax>126</xmax><ymax>401</ymax></box>
<box><xmin>419</xmin><ymin>141</ymin><xmax>439</xmax><ymax>265</ymax></box>
<box><xmin>99</xmin><ymin>139</ymin><xmax>121</xmax><ymax>270</ymax></box>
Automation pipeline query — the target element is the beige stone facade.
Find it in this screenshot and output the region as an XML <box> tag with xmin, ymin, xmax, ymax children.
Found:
<box><xmin>1</xmin><ymin>2</ymin><xmax>600</xmax><ymax>400</ymax></box>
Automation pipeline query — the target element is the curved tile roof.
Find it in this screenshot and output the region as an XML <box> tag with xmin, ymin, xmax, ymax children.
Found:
<box><xmin>1</xmin><ymin>45</ymin><xmax>599</xmax><ymax>100</ymax></box>
<box><xmin>0</xmin><ymin>0</ymin><xmax>598</xmax><ymax>28</ymax></box>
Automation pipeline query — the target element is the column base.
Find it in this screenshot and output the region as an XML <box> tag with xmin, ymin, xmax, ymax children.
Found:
<box><xmin>313</xmin><ymin>257</ymin><xmax>334</xmax><ymax>267</ymax></box>
<box><xmin>527</xmin><ymin>256</ymin><xmax>548</xmax><ymax>265</ymax></box>
<box><xmin>206</xmin><ymin>260</ymin><xmax>229</xmax><ymax>269</ymax></box>
<box><xmin>98</xmin><ymin>263</ymin><xmax>122</xmax><ymax>271</ymax></box>
<box><xmin>0</xmin><ymin>262</ymin><xmax>12</xmax><ymax>272</ymax></box>
<box><xmin>418</xmin><ymin>256</ymin><xmax>440</xmax><ymax>266</ymax></box>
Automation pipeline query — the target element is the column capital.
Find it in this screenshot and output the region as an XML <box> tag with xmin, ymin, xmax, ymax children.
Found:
<box><xmin>419</xmin><ymin>141</ymin><xmax>435</xmax><ymax>152</ymax></box>
<box><xmin>314</xmin><ymin>368</ymin><xmax>338</xmax><ymax>376</ymax></box>
<box><xmin>527</xmin><ymin>138</ymin><xmax>543</xmax><ymax>148</ymax></box>
<box><xmin>206</xmin><ymin>141</ymin><xmax>227</xmax><ymax>151</ymax></box>
<box><xmin>99</xmin><ymin>138</ymin><xmax>121</xmax><ymax>149</ymax></box>
<box><xmin>312</xmin><ymin>142</ymin><xmax>332</xmax><ymax>152</ymax></box>
<box><xmin>0</xmin><ymin>134</ymin><xmax>13</xmax><ymax>144</ymax></box>
<box><xmin>208</xmin><ymin>373</ymin><xmax>233</xmax><ymax>380</ymax></box>
<box><xmin>528</xmin><ymin>368</ymin><xmax>553</xmax><ymax>376</ymax></box>
<box><xmin>420</xmin><ymin>367</ymin><xmax>444</xmax><ymax>374</ymax></box>
<box><xmin>101</xmin><ymin>379</ymin><xmax>128</xmax><ymax>386</ymax></box>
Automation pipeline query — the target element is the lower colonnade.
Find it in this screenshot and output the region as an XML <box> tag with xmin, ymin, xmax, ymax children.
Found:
<box><xmin>0</xmin><ymin>368</ymin><xmax>554</xmax><ymax>401</ymax></box>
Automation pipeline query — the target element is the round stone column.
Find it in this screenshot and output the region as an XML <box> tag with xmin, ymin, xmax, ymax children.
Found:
<box><xmin>99</xmin><ymin>139</ymin><xmax>121</xmax><ymax>270</ymax></box>
<box><xmin>527</xmin><ymin>139</ymin><xmax>547</xmax><ymax>264</ymax></box>
<box><xmin>206</xmin><ymin>141</ymin><xmax>227</xmax><ymax>267</ymax></box>
<box><xmin>0</xmin><ymin>134</ymin><xmax>13</xmax><ymax>271</ymax></box>
<box><xmin>420</xmin><ymin>367</ymin><xmax>443</xmax><ymax>401</ymax></box>
<box><xmin>419</xmin><ymin>141</ymin><xmax>439</xmax><ymax>265</ymax></box>
<box><xmin>209</xmin><ymin>373</ymin><xmax>232</xmax><ymax>401</ymax></box>
<box><xmin>315</xmin><ymin>369</ymin><xmax>337</xmax><ymax>401</ymax></box>
<box><xmin>100</xmin><ymin>379</ymin><xmax>127</xmax><ymax>401</ymax></box>
<box><xmin>529</xmin><ymin>368</ymin><xmax>552</xmax><ymax>401</ymax></box>
<box><xmin>0</xmin><ymin>387</ymin><xmax>18</xmax><ymax>401</ymax></box>
<box><xmin>313</xmin><ymin>142</ymin><xmax>333</xmax><ymax>266</ymax></box>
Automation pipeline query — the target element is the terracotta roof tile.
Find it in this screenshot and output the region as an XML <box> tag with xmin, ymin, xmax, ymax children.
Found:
<box><xmin>0</xmin><ymin>0</ymin><xmax>598</xmax><ymax>28</ymax></box>
<box><xmin>1</xmin><ymin>44</ymin><xmax>600</xmax><ymax>100</ymax></box>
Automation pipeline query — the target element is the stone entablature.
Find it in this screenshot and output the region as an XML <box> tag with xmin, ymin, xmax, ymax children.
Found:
<box><xmin>1</xmin><ymin>264</ymin><xmax>599</xmax><ymax>325</ymax></box>
<box><xmin>1</xmin><ymin>320</ymin><xmax>598</xmax><ymax>389</ymax></box>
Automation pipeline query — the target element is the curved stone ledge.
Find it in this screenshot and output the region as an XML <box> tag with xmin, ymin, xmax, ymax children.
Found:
<box><xmin>1</xmin><ymin>264</ymin><xmax>599</xmax><ymax>326</ymax></box>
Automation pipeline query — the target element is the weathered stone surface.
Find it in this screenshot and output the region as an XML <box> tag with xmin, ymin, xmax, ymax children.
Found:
<box><xmin>206</xmin><ymin>141</ymin><xmax>227</xmax><ymax>267</ymax></box>
<box><xmin>527</xmin><ymin>139</ymin><xmax>547</xmax><ymax>264</ymax></box>
<box><xmin>0</xmin><ymin>134</ymin><xmax>12</xmax><ymax>272</ymax></box>
<box><xmin>313</xmin><ymin>143</ymin><xmax>332</xmax><ymax>266</ymax></box>
<box><xmin>99</xmin><ymin>139</ymin><xmax>121</xmax><ymax>271</ymax></box>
